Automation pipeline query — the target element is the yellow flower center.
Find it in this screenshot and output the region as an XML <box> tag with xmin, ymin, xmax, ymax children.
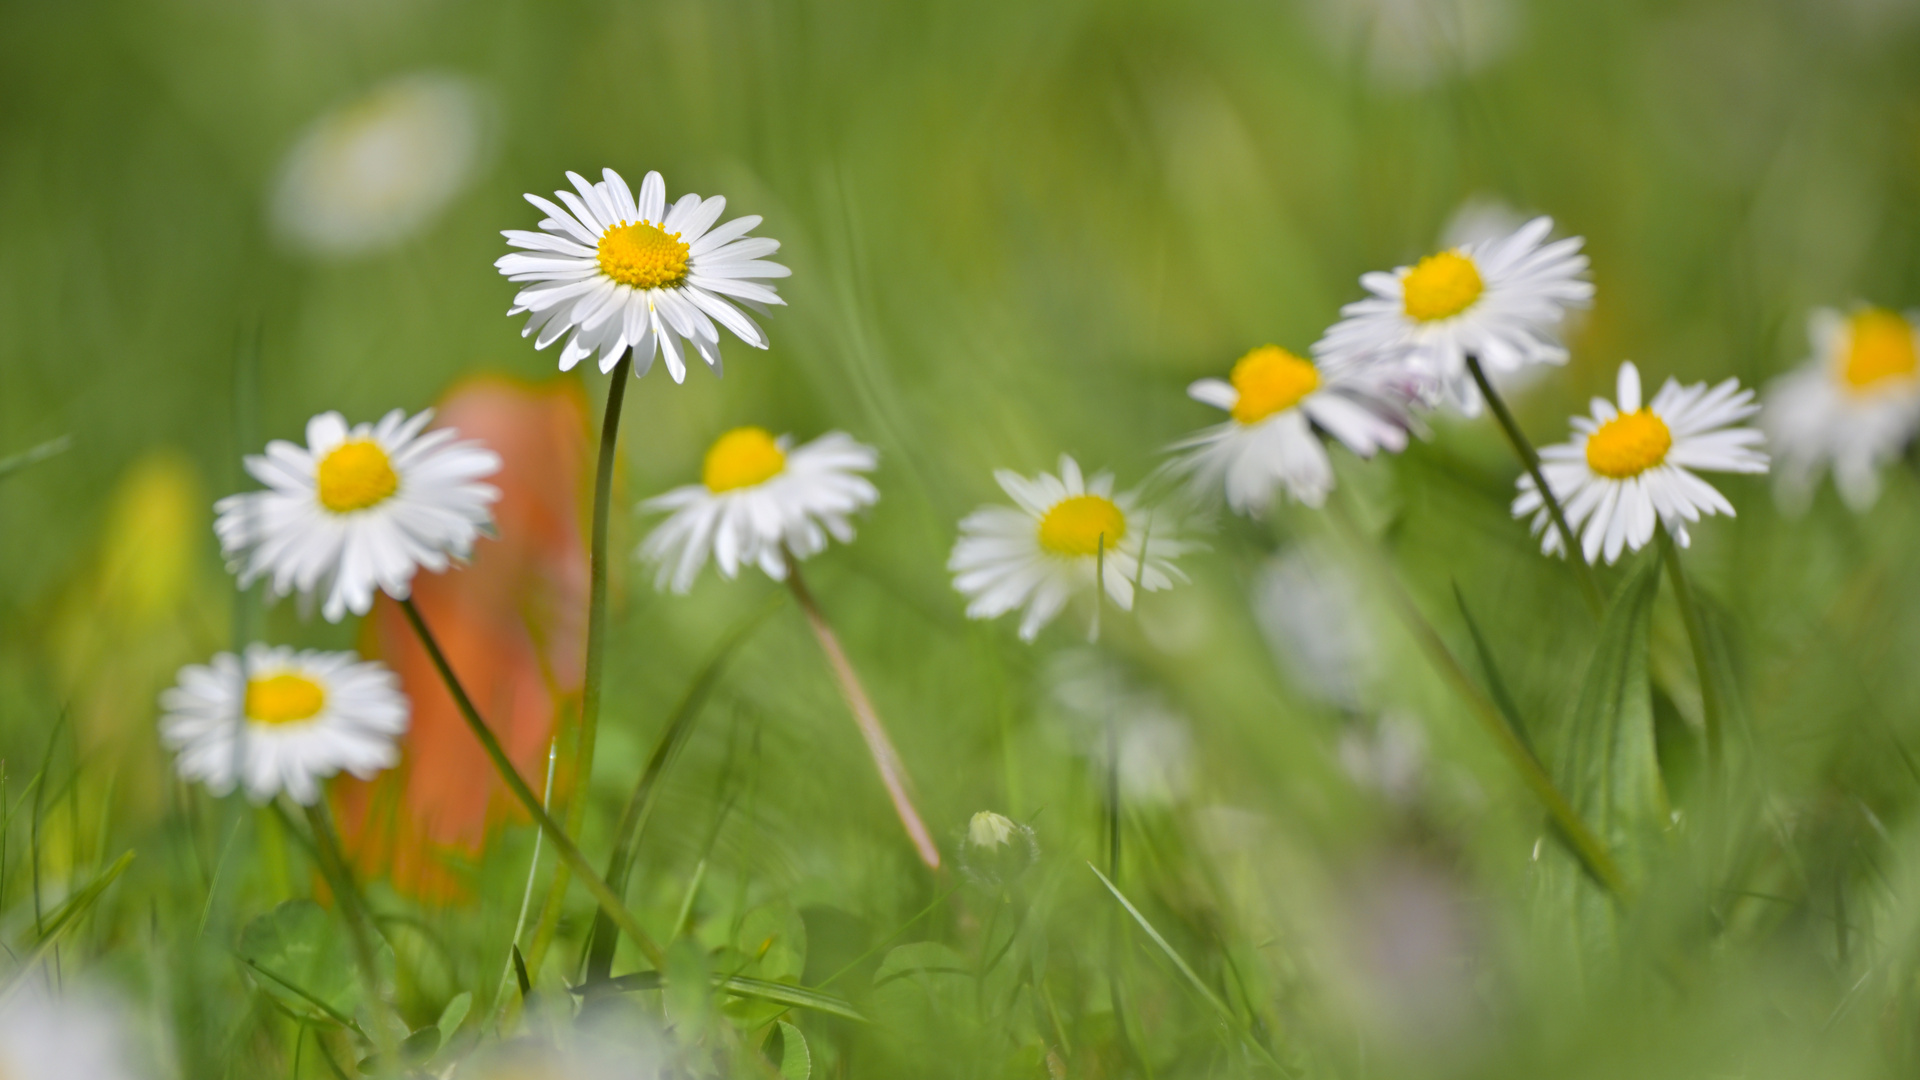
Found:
<box><xmin>1584</xmin><ymin>408</ymin><xmax>1673</xmax><ymax>479</ymax></box>
<box><xmin>1840</xmin><ymin>308</ymin><xmax>1918</xmax><ymax>393</ymax></box>
<box><xmin>1401</xmin><ymin>250</ymin><xmax>1485</xmax><ymax>322</ymax></box>
<box><xmin>244</xmin><ymin>673</ymin><xmax>327</xmax><ymax>726</ymax></box>
<box><xmin>1037</xmin><ymin>494</ymin><xmax>1126</xmax><ymax>557</ymax></box>
<box><xmin>596</xmin><ymin>221</ymin><xmax>691</xmax><ymax>290</ymax></box>
<box><xmin>317</xmin><ymin>439</ymin><xmax>399</xmax><ymax>513</ymax></box>
<box><xmin>1228</xmin><ymin>345</ymin><xmax>1321</xmax><ymax>425</ymax></box>
<box><xmin>702</xmin><ymin>427</ymin><xmax>787</xmax><ymax>493</ymax></box>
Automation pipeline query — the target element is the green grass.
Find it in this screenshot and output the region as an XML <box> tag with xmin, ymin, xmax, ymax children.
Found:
<box><xmin>5</xmin><ymin>0</ymin><xmax>1920</xmax><ymax>1076</ymax></box>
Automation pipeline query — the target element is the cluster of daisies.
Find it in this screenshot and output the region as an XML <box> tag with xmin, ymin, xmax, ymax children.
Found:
<box><xmin>155</xmin><ymin>164</ymin><xmax>1920</xmax><ymax>813</ymax></box>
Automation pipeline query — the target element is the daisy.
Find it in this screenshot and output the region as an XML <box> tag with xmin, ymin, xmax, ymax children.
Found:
<box><xmin>639</xmin><ymin>427</ymin><xmax>879</xmax><ymax>593</ymax></box>
<box><xmin>1313</xmin><ymin>216</ymin><xmax>1592</xmax><ymax>413</ymax></box>
<box><xmin>270</xmin><ymin>72</ymin><xmax>489</xmax><ymax>258</ymax></box>
<box><xmin>0</xmin><ymin>985</ymin><xmax>143</xmax><ymax>1080</ymax></box>
<box><xmin>1761</xmin><ymin>306</ymin><xmax>1920</xmax><ymax>512</ymax></box>
<box><xmin>1170</xmin><ymin>344</ymin><xmax>1411</xmax><ymax>513</ymax></box>
<box><xmin>215</xmin><ymin>409</ymin><xmax>501</xmax><ymax>622</ymax></box>
<box><xmin>159</xmin><ymin>645</ymin><xmax>409</xmax><ymax>805</ymax></box>
<box><xmin>949</xmin><ymin>456</ymin><xmax>1193</xmax><ymax>641</ymax></box>
<box><xmin>1513</xmin><ymin>361</ymin><xmax>1768</xmax><ymax>565</ymax></box>
<box><xmin>495</xmin><ymin>168</ymin><xmax>789</xmax><ymax>381</ymax></box>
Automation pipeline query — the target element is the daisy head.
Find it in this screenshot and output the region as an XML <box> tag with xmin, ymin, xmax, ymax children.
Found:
<box><xmin>1171</xmin><ymin>344</ymin><xmax>1412</xmax><ymax>514</ymax></box>
<box><xmin>1314</xmin><ymin>216</ymin><xmax>1592</xmax><ymax>414</ymax></box>
<box><xmin>496</xmin><ymin>168</ymin><xmax>789</xmax><ymax>382</ymax></box>
<box><xmin>159</xmin><ymin>645</ymin><xmax>409</xmax><ymax>805</ymax></box>
<box><xmin>639</xmin><ymin>427</ymin><xmax>879</xmax><ymax>593</ymax></box>
<box><xmin>0</xmin><ymin>984</ymin><xmax>143</xmax><ymax>1080</ymax></box>
<box><xmin>1762</xmin><ymin>305</ymin><xmax>1920</xmax><ymax>512</ymax></box>
<box><xmin>1514</xmin><ymin>361</ymin><xmax>1767</xmax><ymax>565</ymax></box>
<box><xmin>215</xmin><ymin>409</ymin><xmax>501</xmax><ymax>622</ymax></box>
<box><xmin>948</xmin><ymin>456</ymin><xmax>1194</xmax><ymax>642</ymax></box>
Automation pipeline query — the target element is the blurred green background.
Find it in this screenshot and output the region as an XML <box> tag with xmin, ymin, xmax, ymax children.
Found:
<box><xmin>6</xmin><ymin>0</ymin><xmax>1920</xmax><ymax>1076</ymax></box>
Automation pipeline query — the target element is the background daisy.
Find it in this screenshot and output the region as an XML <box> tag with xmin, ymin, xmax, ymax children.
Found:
<box><xmin>0</xmin><ymin>984</ymin><xmax>145</xmax><ymax>1080</ymax></box>
<box><xmin>949</xmin><ymin>456</ymin><xmax>1193</xmax><ymax>641</ymax></box>
<box><xmin>215</xmin><ymin>409</ymin><xmax>501</xmax><ymax>622</ymax></box>
<box><xmin>1171</xmin><ymin>344</ymin><xmax>1411</xmax><ymax>513</ymax></box>
<box><xmin>159</xmin><ymin>645</ymin><xmax>409</xmax><ymax>805</ymax></box>
<box><xmin>1762</xmin><ymin>306</ymin><xmax>1920</xmax><ymax>512</ymax></box>
<box><xmin>639</xmin><ymin>427</ymin><xmax>879</xmax><ymax>593</ymax></box>
<box><xmin>269</xmin><ymin>72</ymin><xmax>491</xmax><ymax>259</ymax></box>
<box><xmin>1514</xmin><ymin>361</ymin><xmax>1768</xmax><ymax>564</ymax></box>
<box><xmin>1314</xmin><ymin>216</ymin><xmax>1592</xmax><ymax>413</ymax></box>
<box><xmin>496</xmin><ymin>168</ymin><xmax>790</xmax><ymax>381</ymax></box>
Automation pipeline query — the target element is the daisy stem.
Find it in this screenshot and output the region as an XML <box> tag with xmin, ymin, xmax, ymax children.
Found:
<box><xmin>1327</xmin><ymin>498</ymin><xmax>1629</xmax><ymax>898</ymax></box>
<box><xmin>1656</xmin><ymin>524</ymin><xmax>1724</xmax><ymax>769</ymax></box>
<box><xmin>397</xmin><ymin>597</ymin><xmax>667</xmax><ymax>970</ymax></box>
<box><xmin>525</xmin><ymin>354</ymin><xmax>635</xmax><ymax>979</ymax></box>
<box><xmin>783</xmin><ymin>551</ymin><xmax>943</xmax><ymax>870</ymax></box>
<box><xmin>299</xmin><ymin>800</ymin><xmax>398</xmax><ymax>1067</ymax></box>
<box><xmin>1465</xmin><ymin>354</ymin><xmax>1606</xmax><ymax>617</ymax></box>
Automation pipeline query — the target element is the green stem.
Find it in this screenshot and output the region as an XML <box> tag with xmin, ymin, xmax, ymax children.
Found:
<box><xmin>301</xmin><ymin>801</ymin><xmax>398</xmax><ymax>1069</ymax></box>
<box><xmin>1465</xmin><ymin>354</ymin><xmax>1605</xmax><ymax>617</ymax></box>
<box><xmin>526</xmin><ymin>355</ymin><xmax>632</xmax><ymax>978</ymax></box>
<box><xmin>398</xmin><ymin>598</ymin><xmax>665</xmax><ymax>969</ymax></box>
<box><xmin>1328</xmin><ymin>500</ymin><xmax>1627</xmax><ymax>897</ymax></box>
<box><xmin>1657</xmin><ymin>524</ymin><xmax>1723</xmax><ymax>769</ymax></box>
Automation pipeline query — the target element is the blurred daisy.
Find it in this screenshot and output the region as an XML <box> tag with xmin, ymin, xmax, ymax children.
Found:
<box><xmin>270</xmin><ymin>73</ymin><xmax>490</xmax><ymax>258</ymax></box>
<box><xmin>1762</xmin><ymin>306</ymin><xmax>1920</xmax><ymax>512</ymax></box>
<box><xmin>1170</xmin><ymin>344</ymin><xmax>1411</xmax><ymax>513</ymax></box>
<box><xmin>216</xmin><ymin>409</ymin><xmax>501</xmax><ymax>622</ymax></box>
<box><xmin>1304</xmin><ymin>0</ymin><xmax>1519</xmax><ymax>90</ymax></box>
<box><xmin>1314</xmin><ymin>216</ymin><xmax>1591</xmax><ymax>414</ymax></box>
<box><xmin>1514</xmin><ymin>361</ymin><xmax>1767</xmax><ymax>564</ymax></box>
<box><xmin>639</xmin><ymin>428</ymin><xmax>878</xmax><ymax>593</ymax></box>
<box><xmin>159</xmin><ymin>645</ymin><xmax>409</xmax><ymax>805</ymax></box>
<box><xmin>949</xmin><ymin>456</ymin><xmax>1193</xmax><ymax>641</ymax></box>
<box><xmin>496</xmin><ymin>168</ymin><xmax>789</xmax><ymax>381</ymax></box>
<box><xmin>0</xmin><ymin>984</ymin><xmax>143</xmax><ymax>1080</ymax></box>
<box><xmin>1254</xmin><ymin>545</ymin><xmax>1377</xmax><ymax>708</ymax></box>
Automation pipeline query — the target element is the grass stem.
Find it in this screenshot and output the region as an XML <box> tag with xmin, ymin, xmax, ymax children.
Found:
<box><xmin>1657</xmin><ymin>524</ymin><xmax>1724</xmax><ymax>769</ymax></box>
<box><xmin>1327</xmin><ymin>499</ymin><xmax>1627</xmax><ymax>897</ymax></box>
<box><xmin>1465</xmin><ymin>354</ymin><xmax>1605</xmax><ymax>616</ymax></box>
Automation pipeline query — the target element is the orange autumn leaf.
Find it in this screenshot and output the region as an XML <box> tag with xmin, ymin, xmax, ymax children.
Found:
<box><xmin>335</xmin><ymin>375</ymin><xmax>591</xmax><ymax>902</ymax></box>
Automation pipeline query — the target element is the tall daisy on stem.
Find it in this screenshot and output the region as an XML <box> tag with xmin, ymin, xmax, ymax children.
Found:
<box><xmin>636</xmin><ymin>426</ymin><xmax>941</xmax><ymax>870</ymax></box>
<box><xmin>494</xmin><ymin>167</ymin><xmax>789</xmax><ymax>940</ymax></box>
<box><xmin>1316</xmin><ymin>215</ymin><xmax>1600</xmax><ymax>611</ymax></box>
<box><xmin>1513</xmin><ymin>360</ymin><xmax>1768</xmax><ymax>762</ymax></box>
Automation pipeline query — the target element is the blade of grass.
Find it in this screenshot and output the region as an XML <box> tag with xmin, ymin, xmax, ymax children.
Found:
<box><xmin>0</xmin><ymin>435</ymin><xmax>72</xmax><ymax>484</ymax></box>
<box><xmin>0</xmin><ymin>851</ymin><xmax>134</xmax><ymax>1002</ymax></box>
<box><xmin>1089</xmin><ymin>863</ymin><xmax>1285</xmax><ymax>1071</ymax></box>
<box><xmin>582</xmin><ymin>971</ymin><xmax>869</xmax><ymax>1023</ymax></box>
<box><xmin>582</xmin><ymin>595</ymin><xmax>782</xmax><ymax>982</ymax></box>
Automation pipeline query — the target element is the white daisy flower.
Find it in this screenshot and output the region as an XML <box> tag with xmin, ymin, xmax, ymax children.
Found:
<box><xmin>0</xmin><ymin>985</ymin><xmax>143</xmax><ymax>1080</ymax></box>
<box><xmin>215</xmin><ymin>409</ymin><xmax>502</xmax><ymax>622</ymax></box>
<box><xmin>949</xmin><ymin>456</ymin><xmax>1193</xmax><ymax>642</ymax></box>
<box><xmin>1514</xmin><ymin>361</ymin><xmax>1768</xmax><ymax>565</ymax></box>
<box><xmin>1304</xmin><ymin>0</ymin><xmax>1520</xmax><ymax>91</ymax></box>
<box><xmin>1761</xmin><ymin>306</ymin><xmax>1920</xmax><ymax>512</ymax></box>
<box><xmin>270</xmin><ymin>72</ymin><xmax>490</xmax><ymax>258</ymax></box>
<box><xmin>495</xmin><ymin>168</ymin><xmax>789</xmax><ymax>382</ymax></box>
<box><xmin>1170</xmin><ymin>344</ymin><xmax>1411</xmax><ymax>513</ymax></box>
<box><xmin>159</xmin><ymin>645</ymin><xmax>409</xmax><ymax>805</ymax></box>
<box><xmin>639</xmin><ymin>427</ymin><xmax>878</xmax><ymax>593</ymax></box>
<box><xmin>1313</xmin><ymin>216</ymin><xmax>1592</xmax><ymax>414</ymax></box>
